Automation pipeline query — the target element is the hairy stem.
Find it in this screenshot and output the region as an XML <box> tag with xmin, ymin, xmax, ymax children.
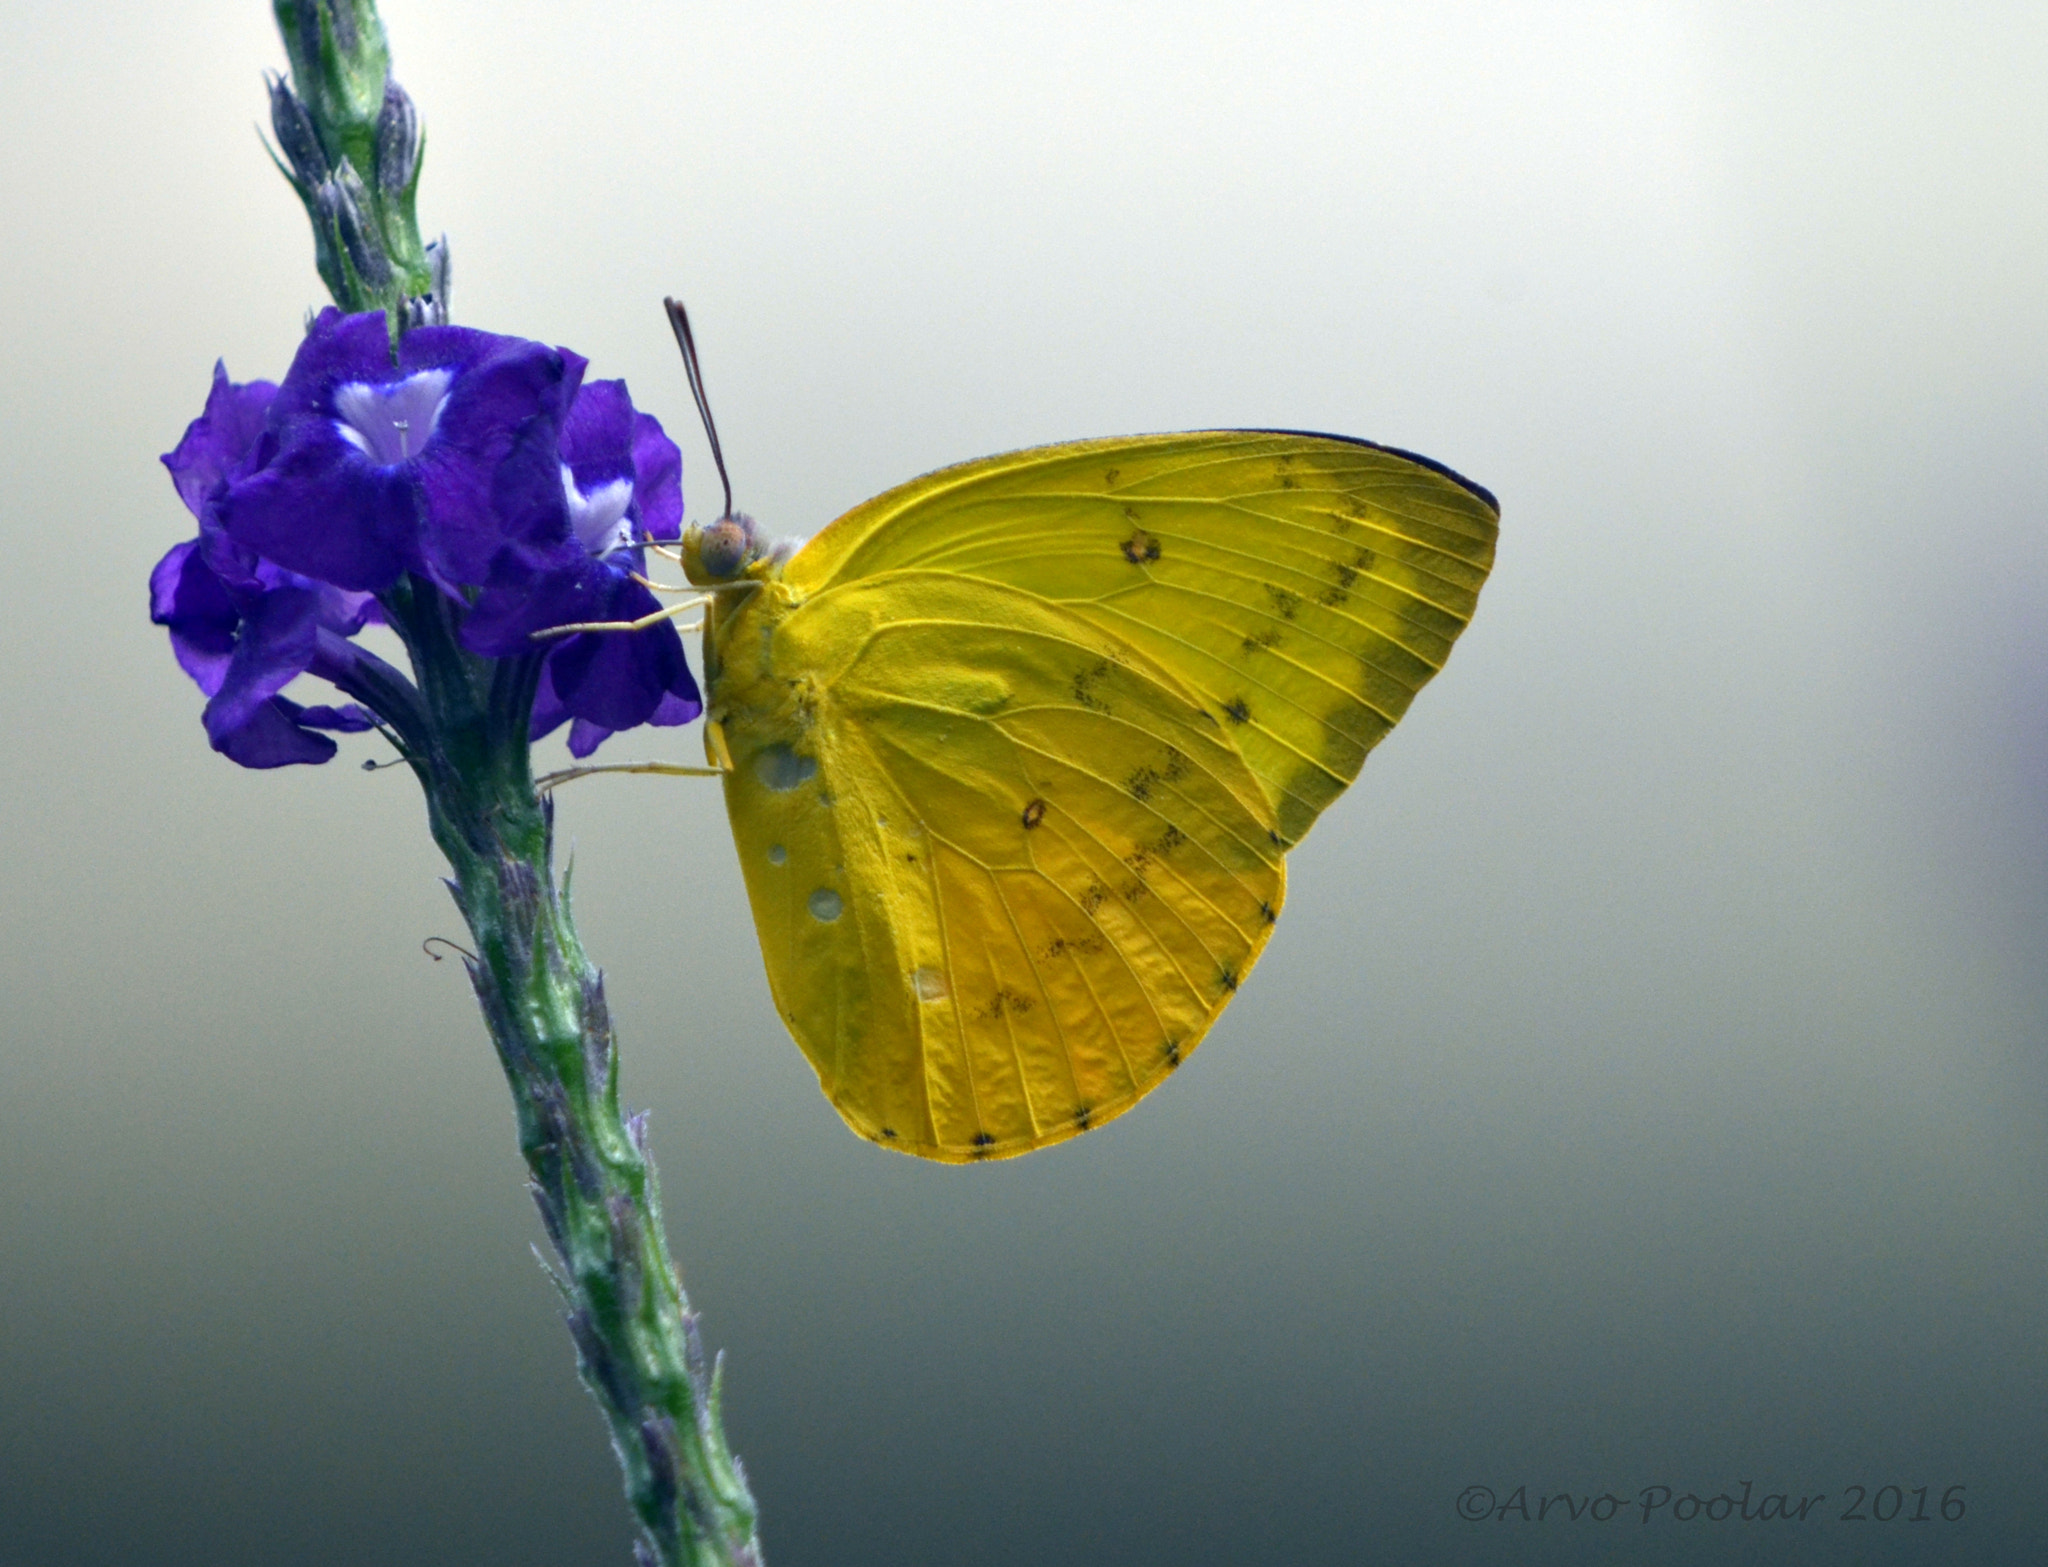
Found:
<box><xmin>387</xmin><ymin>581</ymin><xmax>763</xmax><ymax>1566</ymax></box>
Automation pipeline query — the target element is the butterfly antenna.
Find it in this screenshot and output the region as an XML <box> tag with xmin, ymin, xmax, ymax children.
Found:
<box><xmin>665</xmin><ymin>296</ymin><xmax>734</xmax><ymax>521</ymax></box>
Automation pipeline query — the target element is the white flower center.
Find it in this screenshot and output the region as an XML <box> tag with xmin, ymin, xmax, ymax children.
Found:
<box><xmin>333</xmin><ymin>369</ymin><xmax>455</xmax><ymax>464</ymax></box>
<box><xmin>562</xmin><ymin>466</ymin><xmax>636</xmax><ymax>558</ymax></box>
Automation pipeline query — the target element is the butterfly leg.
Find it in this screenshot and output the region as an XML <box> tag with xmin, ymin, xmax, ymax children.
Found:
<box><xmin>535</xmin><ymin>758</ymin><xmax>727</xmax><ymax>791</ymax></box>
<box><xmin>704</xmin><ymin>718</ymin><xmax>734</xmax><ymax>773</ymax></box>
<box><xmin>528</xmin><ymin>597</ymin><xmax>706</xmax><ymax>640</ymax></box>
<box><xmin>528</xmin><ymin>579</ymin><xmax>760</xmax><ymax>640</ymax></box>
<box><xmin>531</xmin><ymin>720</ymin><xmax>734</xmax><ymax>792</ymax></box>
<box><xmin>630</xmin><ymin>568</ymin><xmax>702</xmax><ymax>596</ymax></box>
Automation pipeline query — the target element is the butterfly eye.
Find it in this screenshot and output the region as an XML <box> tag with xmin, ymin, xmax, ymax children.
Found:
<box><xmin>698</xmin><ymin>516</ymin><xmax>752</xmax><ymax>578</ymax></box>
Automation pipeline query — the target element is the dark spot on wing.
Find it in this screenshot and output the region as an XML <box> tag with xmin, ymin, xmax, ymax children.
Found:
<box><xmin>1042</xmin><ymin>933</ymin><xmax>1105</xmax><ymax>960</ymax></box>
<box><xmin>1120</xmin><ymin>529</ymin><xmax>1161</xmax><ymax>564</ymax></box>
<box><xmin>1123</xmin><ymin>747</ymin><xmax>1187</xmax><ymax>802</ymax></box>
<box><xmin>1280</xmin><ymin>474</ymin><xmax>1299</xmax><ymax>489</ymax></box>
<box><xmin>970</xmin><ymin>1131</ymin><xmax>995</xmax><ymax>1158</ymax></box>
<box><xmin>880</xmin><ymin>1126</ymin><xmax>897</xmax><ymax>1140</ymax></box>
<box><xmin>981</xmin><ymin>987</ymin><xmax>1035</xmax><ymax>1021</ymax></box>
<box><xmin>1104</xmin><ymin>467</ymin><xmax>1121</xmax><ymax>487</ymax></box>
<box><xmin>1217</xmin><ymin>961</ymin><xmax>1239</xmax><ymax>994</ymax></box>
<box><xmin>1222</xmin><ymin>697</ymin><xmax>1250</xmax><ymax>724</ymax></box>
<box><xmin>1267</xmin><ymin>585</ymin><xmax>1301</xmax><ymax>621</ymax></box>
<box><xmin>1072</xmin><ymin>660</ymin><xmax>1112</xmax><ymax>712</ymax></box>
<box><xmin>1074</xmin><ymin>1105</ymin><xmax>1092</xmax><ymax>1129</ymax></box>
<box><xmin>1351</xmin><ymin>545</ymin><xmax>1377</xmax><ymax>571</ymax></box>
<box><xmin>1081</xmin><ymin>881</ymin><xmax>1110</xmax><ymax>915</ymax></box>
<box><xmin>1122</xmin><ymin>827</ymin><xmax>1185</xmax><ymax>887</ymax></box>
<box><xmin>1021</xmin><ymin>797</ymin><xmax>1047</xmax><ymax>829</ymax></box>
<box><xmin>1242</xmin><ymin>627</ymin><xmax>1282</xmax><ymax>656</ymax></box>
<box><xmin>1258</xmin><ymin>900</ymin><xmax>1278</xmax><ymax>925</ymax></box>
<box><xmin>1162</xmin><ymin>1038</ymin><xmax>1182</xmax><ymax>1069</ymax></box>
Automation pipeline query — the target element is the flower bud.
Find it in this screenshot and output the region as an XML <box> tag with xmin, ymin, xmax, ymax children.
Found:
<box><xmin>404</xmin><ymin>237</ymin><xmax>451</xmax><ymax>330</ymax></box>
<box><xmin>320</xmin><ymin>160</ymin><xmax>393</xmax><ymax>292</ymax></box>
<box><xmin>374</xmin><ymin>79</ymin><xmax>419</xmax><ymax>195</ymax></box>
<box><xmin>266</xmin><ymin>72</ymin><xmax>329</xmax><ymax>188</ymax></box>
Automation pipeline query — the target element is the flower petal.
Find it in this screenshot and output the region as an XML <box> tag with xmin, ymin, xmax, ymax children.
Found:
<box><xmin>647</xmin><ymin>684</ymin><xmax>704</xmax><ymax>727</ymax></box>
<box><xmin>529</xmin><ymin>655</ymin><xmax>573</xmax><ymax>742</ymax></box>
<box><xmin>214</xmin><ymin>697</ymin><xmax>342</xmax><ymax>768</ymax></box>
<box><xmin>556</xmin><ymin>651</ymin><xmax>702</xmax><ymax>758</ymax></box>
<box><xmin>268</xmin><ymin>308</ymin><xmax>398</xmax><ymax>426</ymax></box>
<box><xmin>631</xmin><ymin>409</ymin><xmax>684</xmax><ymax>542</ymax></box>
<box><xmin>560</xmin><ymin>379</ymin><xmax>637</xmax><ymax>490</ymax></box>
<box><xmin>293</xmin><ymin>702</ymin><xmax>377</xmax><ymax>732</ymax></box>
<box><xmin>411</xmin><ymin>338</ymin><xmax>572</xmax><ymax>585</ymax></box>
<box><xmin>566</xmin><ymin>718</ymin><xmax>612</xmax><ymax>759</ymax></box>
<box><xmin>216</xmin><ymin>421</ymin><xmax>420</xmax><ymax>590</ymax></box>
<box><xmin>149</xmin><ymin>539</ymin><xmax>239</xmax><ymax>694</ymax></box>
<box><xmin>547</xmin><ymin>573</ymin><xmax>700</xmax><ymax>733</ymax></box>
<box><xmin>201</xmin><ymin>587</ymin><xmax>323</xmax><ymax>746</ymax></box>
<box><xmin>161</xmin><ymin>363</ymin><xmax>278</xmax><ymax>518</ymax></box>
<box><xmin>547</xmin><ymin>626</ymin><xmax>676</xmax><ymax>730</ymax></box>
<box><xmin>488</xmin><ymin>414</ymin><xmax>576</xmax><ymax>555</ymax></box>
<box><xmin>277</xmin><ymin>310</ymin><xmax>555</xmax><ymax>437</ymax></box>
<box><xmin>461</xmin><ymin>544</ymin><xmax>608</xmax><ymax>658</ymax></box>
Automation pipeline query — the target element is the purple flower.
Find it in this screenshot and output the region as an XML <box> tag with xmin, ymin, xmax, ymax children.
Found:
<box><xmin>462</xmin><ymin>379</ymin><xmax>701</xmax><ymax>757</ymax></box>
<box><xmin>215</xmin><ymin>307</ymin><xmax>575</xmax><ymax>593</ymax></box>
<box><xmin>154</xmin><ymin>321</ymin><xmax>702</xmax><ymax>769</ymax></box>
<box><xmin>152</xmin><ymin>364</ymin><xmax>381</xmax><ymax>767</ymax></box>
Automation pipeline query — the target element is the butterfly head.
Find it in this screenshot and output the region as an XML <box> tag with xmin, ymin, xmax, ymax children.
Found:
<box><xmin>681</xmin><ymin>511</ymin><xmax>802</xmax><ymax>586</ymax></box>
<box><xmin>665</xmin><ymin>297</ymin><xmax>803</xmax><ymax>586</ymax></box>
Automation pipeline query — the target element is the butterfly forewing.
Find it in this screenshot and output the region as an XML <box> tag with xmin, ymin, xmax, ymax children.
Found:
<box><xmin>786</xmin><ymin>432</ymin><xmax>1498</xmax><ymax>846</ymax></box>
<box><xmin>713</xmin><ymin>571</ymin><xmax>1283</xmax><ymax>1161</ymax></box>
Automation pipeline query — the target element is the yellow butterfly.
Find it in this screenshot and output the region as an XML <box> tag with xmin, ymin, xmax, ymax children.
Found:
<box><xmin>671</xmin><ymin>425</ymin><xmax>1497</xmax><ymax>1163</ymax></box>
<box><xmin>637</xmin><ymin>302</ymin><xmax>1497</xmax><ymax>1162</ymax></box>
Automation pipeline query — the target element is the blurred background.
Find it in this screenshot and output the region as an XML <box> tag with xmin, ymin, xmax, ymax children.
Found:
<box><xmin>1</xmin><ymin>2</ymin><xmax>2043</xmax><ymax>1562</ymax></box>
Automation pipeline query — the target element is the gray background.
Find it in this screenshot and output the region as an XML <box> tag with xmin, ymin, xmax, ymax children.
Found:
<box><xmin>2</xmin><ymin>1</ymin><xmax>2043</xmax><ymax>1562</ymax></box>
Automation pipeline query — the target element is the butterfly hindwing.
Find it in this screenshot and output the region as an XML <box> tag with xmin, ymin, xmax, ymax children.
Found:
<box><xmin>713</xmin><ymin>570</ymin><xmax>1283</xmax><ymax>1161</ymax></box>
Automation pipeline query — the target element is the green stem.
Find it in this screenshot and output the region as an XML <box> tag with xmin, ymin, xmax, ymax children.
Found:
<box><xmin>384</xmin><ymin>580</ymin><xmax>764</xmax><ymax>1566</ymax></box>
